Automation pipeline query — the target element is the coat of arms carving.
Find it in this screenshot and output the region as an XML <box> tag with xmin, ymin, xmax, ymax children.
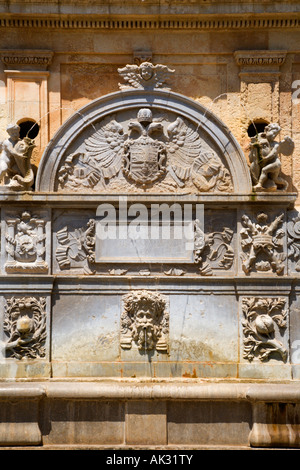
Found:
<box><xmin>58</xmin><ymin>107</ymin><xmax>233</xmax><ymax>193</ymax></box>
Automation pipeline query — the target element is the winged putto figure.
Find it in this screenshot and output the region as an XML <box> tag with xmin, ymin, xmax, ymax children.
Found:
<box><xmin>118</xmin><ymin>61</ymin><xmax>175</xmax><ymax>90</ymax></box>
<box><xmin>249</xmin><ymin>122</ymin><xmax>294</xmax><ymax>192</ymax></box>
<box><xmin>58</xmin><ymin>108</ymin><xmax>233</xmax><ymax>193</ymax></box>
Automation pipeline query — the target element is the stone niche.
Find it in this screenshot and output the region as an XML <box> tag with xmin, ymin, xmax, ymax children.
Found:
<box><xmin>1</xmin><ymin>62</ymin><xmax>300</xmax><ymax>448</ymax></box>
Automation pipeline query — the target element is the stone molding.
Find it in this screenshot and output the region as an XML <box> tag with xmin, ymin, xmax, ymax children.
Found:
<box><xmin>0</xmin><ymin>380</ymin><xmax>299</xmax><ymax>402</ymax></box>
<box><xmin>0</xmin><ymin>15</ymin><xmax>299</xmax><ymax>31</ymax></box>
<box><xmin>0</xmin><ymin>381</ymin><xmax>299</xmax><ymax>448</ymax></box>
<box><xmin>0</xmin><ymin>50</ymin><xmax>53</xmax><ymax>71</ymax></box>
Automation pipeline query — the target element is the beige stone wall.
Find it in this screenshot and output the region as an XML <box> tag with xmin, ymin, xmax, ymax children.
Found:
<box><xmin>0</xmin><ymin>1</ymin><xmax>299</xmax><ymax>200</ymax></box>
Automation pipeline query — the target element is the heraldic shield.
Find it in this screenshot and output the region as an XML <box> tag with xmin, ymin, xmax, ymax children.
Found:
<box><xmin>123</xmin><ymin>136</ymin><xmax>167</xmax><ymax>186</ymax></box>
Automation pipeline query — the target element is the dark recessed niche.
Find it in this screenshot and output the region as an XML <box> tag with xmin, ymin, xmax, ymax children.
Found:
<box><xmin>247</xmin><ymin>121</ymin><xmax>268</xmax><ymax>138</ymax></box>
<box><xmin>18</xmin><ymin>120</ymin><xmax>40</xmax><ymax>139</ymax></box>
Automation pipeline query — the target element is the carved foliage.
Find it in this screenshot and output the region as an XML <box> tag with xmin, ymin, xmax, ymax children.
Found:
<box><xmin>242</xmin><ymin>297</ymin><xmax>287</xmax><ymax>363</ymax></box>
<box><xmin>121</xmin><ymin>290</ymin><xmax>169</xmax><ymax>352</ymax></box>
<box><xmin>3</xmin><ymin>296</ymin><xmax>47</xmax><ymax>360</ymax></box>
<box><xmin>5</xmin><ymin>211</ymin><xmax>48</xmax><ymax>273</ymax></box>
<box><xmin>55</xmin><ymin>219</ymin><xmax>96</xmax><ymax>274</ymax></box>
<box><xmin>240</xmin><ymin>211</ymin><xmax>286</xmax><ymax>274</ymax></box>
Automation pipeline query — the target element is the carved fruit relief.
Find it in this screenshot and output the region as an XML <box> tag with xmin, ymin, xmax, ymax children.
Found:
<box><xmin>2</xmin><ymin>296</ymin><xmax>47</xmax><ymax>360</ymax></box>
<box><xmin>242</xmin><ymin>297</ymin><xmax>287</xmax><ymax>363</ymax></box>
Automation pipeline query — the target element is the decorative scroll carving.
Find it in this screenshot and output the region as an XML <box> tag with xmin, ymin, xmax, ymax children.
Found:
<box><xmin>240</xmin><ymin>212</ymin><xmax>286</xmax><ymax>274</ymax></box>
<box><xmin>242</xmin><ymin>297</ymin><xmax>287</xmax><ymax>362</ymax></box>
<box><xmin>249</xmin><ymin>123</ymin><xmax>293</xmax><ymax>192</ymax></box>
<box><xmin>5</xmin><ymin>211</ymin><xmax>48</xmax><ymax>273</ymax></box>
<box><xmin>55</xmin><ymin>219</ymin><xmax>96</xmax><ymax>274</ymax></box>
<box><xmin>2</xmin><ymin>296</ymin><xmax>47</xmax><ymax>360</ymax></box>
<box><xmin>121</xmin><ymin>290</ymin><xmax>168</xmax><ymax>352</ymax></box>
<box><xmin>287</xmin><ymin>214</ymin><xmax>300</xmax><ymax>272</ymax></box>
<box><xmin>118</xmin><ymin>62</ymin><xmax>175</xmax><ymax>90</ymax></box>
<box><xmin>58</xmin><ymin>109</ymin><xmax>233</xmax><ymax>193</ymax></box>
<box><xmin>0</xmin><ymin>124</ymin><xmax>35</xmax><ymax>191</ymax></box>
<box><xmin>194</xmin><ymin>219</ymin><xmax>234</xmax><ymax>275</ymax></box>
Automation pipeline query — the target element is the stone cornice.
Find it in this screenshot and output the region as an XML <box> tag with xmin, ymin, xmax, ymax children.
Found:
<box><xmin>0</xmin><ymin>193</ymin><xmax>295</xmax><ymax>206</ymax></box>
<box><xmin>0</xmin><ymin>0</ymin><xmax>300</xmax><ymax>16</ymax></box>
<box><xmin>0</xmin><ymin>13</ymin><xmax>299</xmax><ymax>30</ymax></box>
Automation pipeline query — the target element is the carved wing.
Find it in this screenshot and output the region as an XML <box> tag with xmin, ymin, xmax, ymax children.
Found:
<box><xmin>85</xmin><ymin>120</ymin><xmax>126</xmax><ymax>180</ymax></box>
<box><xmin>166</xmin><ymin>117</ymin><xmax>202</xmax><ymax>182</ymax></box>
<box><xmin>117</xmin><ymin>64</ymin><xmax>144</xmax><ymax>89</ymax></box>
<box><xmin>278</xmin><ymin>136</ymin><xmax>295</xmax><ymax>156</ymax></box>
<box><xmin>152</xmin><ymin>64</ymin><xmax>175</xmax><ymax>89</ymax></box>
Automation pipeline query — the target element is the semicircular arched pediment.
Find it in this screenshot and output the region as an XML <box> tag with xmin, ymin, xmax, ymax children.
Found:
<box><xmin>36</xmin><ymin>89</ymin><xmax>252</xmax><ymax>194</ymax></box>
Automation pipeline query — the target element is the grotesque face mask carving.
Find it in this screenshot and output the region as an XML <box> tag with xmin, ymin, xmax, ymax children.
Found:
<box><xmin>121</xmin><ymin>290</ymin><xmax>168</xmax><ymax>352</ymax></box>
<box><xmin>132</xmin><ymin>304</ymin><xmax>159</xmax><ymax>351</ymax></box>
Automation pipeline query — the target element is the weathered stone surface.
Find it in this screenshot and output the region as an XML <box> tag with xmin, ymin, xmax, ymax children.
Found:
<box><xmin>0</xmin><ymin>0</ymin><xmax>300</xmax><ymax>450</ymax></box>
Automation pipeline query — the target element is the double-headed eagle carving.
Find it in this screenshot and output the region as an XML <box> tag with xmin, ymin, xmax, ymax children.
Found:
<box><xmin>58</xmin><ymin>108</ymin><xmax>232</xmax><ymax>192</ymax></box>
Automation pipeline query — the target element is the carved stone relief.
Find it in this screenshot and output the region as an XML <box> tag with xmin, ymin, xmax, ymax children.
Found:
<box><xmin>36</xmin><ymin>83</ymin><xmax>252</xmax><ymax>193</ymax></box>
<box><xmin>287</xmin><ymin>213</ymin><xmax>300</xmax><ymax>272</ymax></box>
<box><xmin>55</xmin><ymin>218</ymin><xmax>95</xmax><ymax>274</ymax></box>
<box><xmin>2</xmin><ymin>296</ymin><xmax>47</xmax><ymax>360</ymax></box>
<box><xmin>120</xmin><ymin>290</ymin><xmax>169</xmax><ymax>352</ymax></box>
<box><xmin>242</xmin><ymin>297</ymin><xmax>288</xmax><ymax>362</ymax></box>
<box><xmin>240</xmin><ymin>211</ymin><xmax>286</xmax><ymax>274</ymax></box>
<box><xmin>118</xmin><ymin>61</ymin><xmax>175</xmax><ymax>90</ymax></box>
<box><xmin>0</xmin><ymin>124</ymin><xmax>35</xmax><ymax>191</ymax></box>
<box><xmin>57</xmin><ymin>108</ymin><xmax>233</xmax><ymax>194</ymax></box>
<box><xmin>194</xmin><ymin>218</ymin><xmax>234</xmax><ymax>275</ymax></box>
<box><xmin>248</xmin><ymin>123</ymin><xmax>294</xmax><ymax>192</ymax></box>
<box><xmin>0</xmin><ymin>49</ymin><xmax>53</xmax><ymax>71</ymax></box>
<box><xmin>4</xmin><ymin>210</ymin><xmax>49</xmax><ymax>273</ymax></box>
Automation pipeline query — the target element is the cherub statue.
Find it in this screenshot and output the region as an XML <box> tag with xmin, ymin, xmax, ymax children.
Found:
<box><xmin>0</xmin><ymin>123</ymin><xmax>35</xmax><ymax>191</ymax></box>
<box><xmin>249</xmin><ymin>123</ymin><xmax>294</xmax><ymax>192</ymax></box>
<box><xmin>118</xmin><ymin>61</ymin><xmax>175</xmax><ymax>90</ymax></box>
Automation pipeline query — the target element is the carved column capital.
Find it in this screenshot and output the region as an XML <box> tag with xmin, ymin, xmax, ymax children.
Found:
<box><xmin>234</xmin><ymin>50</ymin><xmax>287</xmax><ymax>82</ymax></box>
<box><xmin>0</xmin><ymin>49</ymin><xmax>53</xmax><ymax>71</ymax></box>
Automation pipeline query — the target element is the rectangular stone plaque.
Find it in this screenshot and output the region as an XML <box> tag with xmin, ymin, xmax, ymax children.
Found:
<box><xmin>95</xmin><ymin>202</ymin><xmax>203</xmax><ymax>263</ymax></box>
